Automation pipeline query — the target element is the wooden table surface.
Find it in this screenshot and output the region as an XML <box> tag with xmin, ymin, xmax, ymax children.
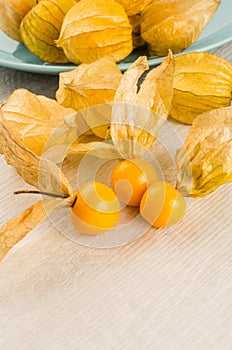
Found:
<box><xmin>0</xmin><ymin>42</ymin><xmax>232</xmax><ymax>350</ymax></box>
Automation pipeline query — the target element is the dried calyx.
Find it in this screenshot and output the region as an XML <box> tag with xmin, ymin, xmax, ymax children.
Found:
<box><xmin>170</xmin><ymin>52</ymin><xmax>232</xmax><ymax>124</ymax></box>
<box><xmin>56</xmin><ymin>57</ymin><xmax>122</xmax><ymax>112</ymax></box>
<box><xmin>111</xmin><ymin>50</ymin><xmax>175</xmax><ymax>159</ymax></box>
<box><xmin>176</xmin><ymin>107</ymin><xmax>232</xmax><ymax>197</ymax></box>
<box><xmin>20</xmin><ymin>0</ymin><xmax>76</xmax><ymax>63</ymax></box>
<box><xmin>0</xmin><ymin>0</ymin><xmax>37</xmax><ymax>42</ymax></box>
<box><xmin>141</xmin><ymin>0</ymin><xmax>220</xmax><ymax>57</ymax></box>
<box><xmin>56</xmin><ymin>0</ymin><xmax>133</xmax><ymax>64</ymax></box>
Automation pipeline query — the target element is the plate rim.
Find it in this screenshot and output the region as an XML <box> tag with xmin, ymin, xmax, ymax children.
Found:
<box><xmin>0</xmin><ymin>19</ymin><xmax>232</xmax><ymax>74</ymax></box>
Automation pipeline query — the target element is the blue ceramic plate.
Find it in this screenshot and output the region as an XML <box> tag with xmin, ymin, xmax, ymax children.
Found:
<box><xmin>0</xmin><ymin>0</ymin><xmax>232</xmax><ymax>74</ymax></box>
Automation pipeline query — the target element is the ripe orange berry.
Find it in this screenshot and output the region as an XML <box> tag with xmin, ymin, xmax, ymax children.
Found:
<box><xmin>111</xmin><ymin>158</ymin><xmax>159</xmax><ymax>207</ymax></box>
<box><xmin>140</xmin><ymin>181</ymin><xmax>186</xmax><ymax>228</ymax></box>
<box><xmin>71</xmin><ymin>181</ymin><xmax>120</xmax><ymax>235</ymax></box>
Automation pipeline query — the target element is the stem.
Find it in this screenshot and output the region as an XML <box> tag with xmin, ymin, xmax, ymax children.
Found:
<box><xmin>14</xmin><ymin>190</ymin><xmax>69</xmax><ymax>199</ymax></box>
<box><xmin>175</xmin><ymin>180</ymin><xmax>178</xmax><ymax>190</ymax></box>
<box><xmin>70</xmin><ymin>195</ymin><xmax>77</xmax><ymax>208</ymax></box>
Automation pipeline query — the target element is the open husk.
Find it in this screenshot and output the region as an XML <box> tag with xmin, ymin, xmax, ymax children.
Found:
<box><xmin>0</xmin><ymin>0</ymin><xmax>37</xmax><ymax>42</ymax></box>
<box><xmin>1</xmin><ymin>88</ymin><xmax>76</xmax><ymax>156</ymax></box>
<box><xmin>0</xmin><ymin>113</ymin><xmax>73</xmax><ymax>198</ymax></box>
<box><xmin>141</xmin><ymin>0</ymin><xmax>220</xmax><ymax>56</ymax></box>
<box><xmin>0</xmin><ymin>88</ymin><xmax>93</xmax><ymax>192</ymax></box>
<box><xmin>170</xmin><ymin>52</ymin><xmax>232</xmax><ymax>124</ymax></box>
<box><xmin>57</xmin><ymin>0</ymin><xmax>133</xmax><ymax>64</ymax></box>
<box><xmin>111</xmin><ymin>50</ymin><xmax>175</xmax><ymax>158</ymax></box>
<box><xmin>0</xmin><ymin>109</ymin><xmax>72</xmax><ymax>261</ymax></box>
<box><xmin>176</xmin><ymin>107</ymin><xmax>232</xmax><ymax>197</ymax></box>
<box><xmin>0</xmin><ymin>89</ymin><xmax>120</xmax><ymax>184</ymax></box>
<box><xmin>20</xmin><ymin>0</ymin><xmax>76</xmax><ymax>63</ymax></box>
<box><xmin>0</xmin><ymin>90</ymin><xmax>122</xmax><ymax>262</ymax></box>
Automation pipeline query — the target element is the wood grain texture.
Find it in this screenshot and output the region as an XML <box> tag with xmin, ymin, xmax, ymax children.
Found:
<box><xmin>0</xmin><ymin>42</ymin><xmax>232</xmax><ymax>350</ymax></box>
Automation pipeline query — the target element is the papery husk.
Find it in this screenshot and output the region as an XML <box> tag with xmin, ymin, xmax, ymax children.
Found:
<box><xmin>116</xmin><ymin>0</ymin><xmax>151</xmax><ymax>16</ymax></box>
<box><xmin>57</xmin><ymin>0</ymin><xmax>133</xmax><ymax>64</ymax></box>
<box><xmin>141</xmin><ymin>0</ymin><xmax>220</xmax><ymax>56</ymax></box>
<box><xmin>0</xmin><ymin>198</ymin><xmax>55</xmax><ymax>262</ymax></box>
<box><xmin>0</xmin><ymin>93</ymin><xmax>123</xmax><ymax>263</ymax></box>
<box><xmin>1</xmin><ymin>89</ymin><xmax>117</xmax><ymax>163</ymax></box>
<box><xmin>45</xmin><ymin>137</ymin><xmax>120</xmax><ymax>161</ymax></box>
<box><xmin>0</xmin><ymin>114</ymin><xmax>73</xmax><ymax>198</ymax></box>
<box><xmin>43</xmin><ymin>107</ymin><xmax>121</xmax><ymax>163</ymax></box>
<box><xmin>137</xmin><ymin>50</ymin><xmax>175</xmax><ymax>117</ymax></box>
<box><xmin>80</xmin><ymin>103</ymin><xmax>113</xmax><ymax>140</ymax></box>
<box><xmin>111</xmin><ymin>51</ymin><xmax>175</xmax><ymax>159</ymax></box>
<box><xmin>0</xmin><ymin>0</ymin><xmax>37</xmax><ymax>42</ymax></box>
<box><xmin>128</xmin><ymin>14</ymin><xmax>146</xmax><ymax>49</ymax></box>
<box><xmin>170</xmin><ymin>52</ymin><xmax>232</xmax><ymax>124</ymax></box>
<box><xmin>0</xmin><ymin>88</ymin><xmax>104</xmax><ymax>198</ymax></box>
<box><xmin>20</xmin><ymin>0</ymin><xmax>76</xmax><ymax>63</ymax></box>
<box><xmin>56</xmin><ymin>57</ymin><xmax>122</xmax><ymax>133</ymax></box>
<box><xmin>1</xmin><ymin>88</ymin><xmax>76</xmax><ymax>156</ymax></box>
<box><xmin>68</xmin><ymin>142</ymin><xmax>120</xmax><ymax>159</ymax></box>
<box><xmin>176</xmin><ymin>107</ymin><xmax>232</xmax><ymax>197</ymax></box>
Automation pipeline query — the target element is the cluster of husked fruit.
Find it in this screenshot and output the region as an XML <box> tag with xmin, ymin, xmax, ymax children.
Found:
<box><xmin>0</xmin><ymin>0</ymin><xmax>220</xmax><ymax>64</ymax></box>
